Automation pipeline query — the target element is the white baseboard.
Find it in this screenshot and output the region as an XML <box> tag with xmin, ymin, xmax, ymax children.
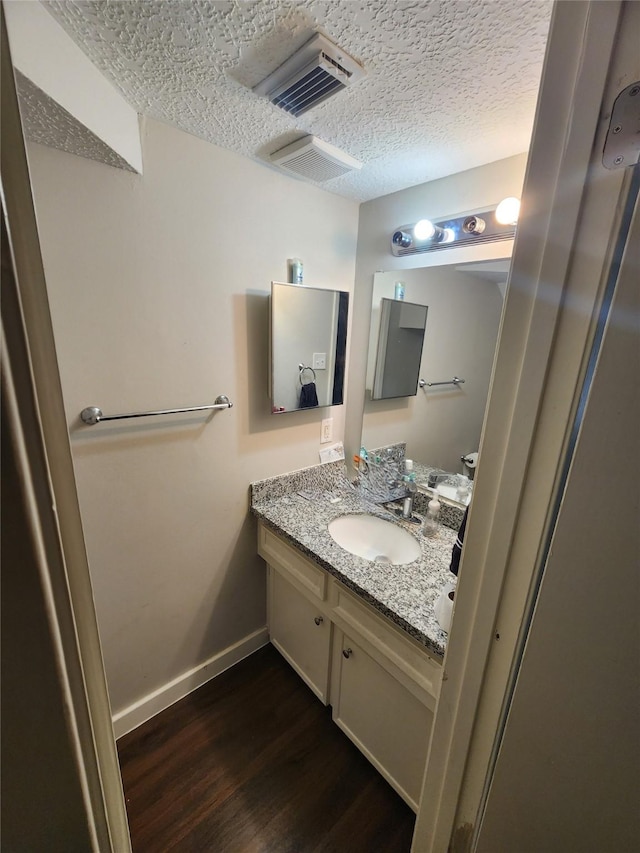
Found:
<box><xmin>112</xmin><ymin>627</ymin><xmax>269</xmax><ymax>739</ymax></box>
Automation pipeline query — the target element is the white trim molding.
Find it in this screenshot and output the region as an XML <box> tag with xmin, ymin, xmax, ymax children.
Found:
<box><xmin>112</xmin><ymin>628</ymin><xmax>269</xmax><ymax>739</ymax></box>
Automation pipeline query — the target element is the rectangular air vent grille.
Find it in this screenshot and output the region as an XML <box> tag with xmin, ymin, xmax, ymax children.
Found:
<box><xmin>271</xmin><ymin>63</ymin><xmax>346</xmax><ymax>117</ymax></box>
<box><xmin>278</xmin><ymin>149</ymin><xmax>350</xmax><ymax>181</ymax></box>
<box><xmin>270</xmin><ymin>135</ymin><xmax>362</xmax><ymax>182</ymax></box>
<box><xmin>253</xmin><ymin>33</ymin><xmax>365</xmax><ymax>117</ymax></box>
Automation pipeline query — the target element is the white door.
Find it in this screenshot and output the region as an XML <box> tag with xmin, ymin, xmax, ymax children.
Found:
<box><xmin>475</xmin><ymin>176</ymin><xmax>639</xmax><ymax>852</ymax></box>
<box><xmin>413</xmin><ymin>2</ymin><xmax>640</xmax><ymax>850</ymax></box>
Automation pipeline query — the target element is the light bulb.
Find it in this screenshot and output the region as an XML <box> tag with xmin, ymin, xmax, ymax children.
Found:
<box><xmin>442</xmin><ymin>228</ymin><xmax>455</xmax><ymax>243</ymax></box>
<box><xmin>495</xmin><ymin>197</ymin><xmax>520</xmax><ymax>225</ymax></box>
<box><xmin>462</xmin><ymin>215</ymin><xmax>486</xmax><ymax>235</ymax></box>
<box><xmin>392</xmin><ymin>230</ymin><xmax>412</xmax><ymax>248</ymax></box>
<box><xmin>414</xmin><ymin>219</ymin><xmax>436</xmax><ymax>240</ymax></box>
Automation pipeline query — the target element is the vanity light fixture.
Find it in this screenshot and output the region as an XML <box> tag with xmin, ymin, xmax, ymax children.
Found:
<box><xmin>390</xmin><ymin>202</ymin><xmax>519</xmax><ymax>257</ymax></box>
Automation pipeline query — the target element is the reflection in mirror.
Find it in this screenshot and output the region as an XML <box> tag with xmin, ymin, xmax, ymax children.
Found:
<box><xmin>271</xmin><ymin>282</ymin><xmax>349</xmax><ymax>414</ymax></box>
<box><xmin>362</xmin><ymin>259</ymin><xmax>509</xmax><ymax>476</ymax></box>
<box><xmin>372</xmin><ymin>299</ymin><xmax>428</xmax><ymax>400</ymax></box>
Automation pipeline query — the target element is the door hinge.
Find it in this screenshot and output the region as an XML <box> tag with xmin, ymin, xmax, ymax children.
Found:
<box><xmin>603</xmin><ymin>81</ymin><xmax>640</xmax><ymax>170</ymax></box>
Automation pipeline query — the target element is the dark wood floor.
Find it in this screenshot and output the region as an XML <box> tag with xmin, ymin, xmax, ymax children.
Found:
<box><xmin>118</xmin><ymin>644</ymin><xmax>415</xmax><ymax>852</ymax></box>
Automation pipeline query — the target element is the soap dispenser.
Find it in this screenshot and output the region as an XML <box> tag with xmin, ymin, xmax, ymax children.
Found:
<box><xmin>423</xmin><ymin>489</ymin><xmax>441</xmax><ymax>539</ymax></box>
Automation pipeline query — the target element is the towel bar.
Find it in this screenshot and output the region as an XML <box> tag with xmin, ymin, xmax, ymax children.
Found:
<box><xmin>80</xmin><ymin>395</ymin><xmax>233</xmax><ymax>425</ymax></box>
<box><xmin>419</xmin><ymin>377</ymin><xmax>465</xmax><ymax>388</ymax></box>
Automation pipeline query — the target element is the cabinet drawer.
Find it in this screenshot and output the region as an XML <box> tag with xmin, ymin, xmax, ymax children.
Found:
<box><xmin>270</xmin><ymin>570</ymin><xmax>331</xmax><ymax>704</ymax></box>
<box><xmin>330</xmin><ymin>583</ymin><xmax>441</xmax><ymax>708</ymax></box>
<box><xmin>331</xmin><ymin>631</ymin><xmax>432</xmax><ymax>811</ymax></box>
<box><xmin>258</xmin><ymin>523</ymin><xmax>327</xmax><ymax>601</ymax></box>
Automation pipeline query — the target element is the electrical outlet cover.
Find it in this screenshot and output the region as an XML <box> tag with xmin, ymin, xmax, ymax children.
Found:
<box><xmin>321</xmin><ymin>417</ymin><xmax>333</xmax><ymax>443</ymax></box>
<box><xmin>319</xmin><ymin>442</ymin><xmax>345</xmax><ymax>463</ymax></box>
<box><xmin>313</xmin><ymin>352</ymin><xmax>327</xmax><ymax>370</ymax></box>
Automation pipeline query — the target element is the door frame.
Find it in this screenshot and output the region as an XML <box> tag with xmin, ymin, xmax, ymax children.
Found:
<box><xmin>413</xmin><ymin>2</ymin><xmax>637</xmax><ymax>849</ymax></box>
<box><xmin>1</xmin><ymin>7</ymin><xmax>131</xmax><ymax>850</ymax></box>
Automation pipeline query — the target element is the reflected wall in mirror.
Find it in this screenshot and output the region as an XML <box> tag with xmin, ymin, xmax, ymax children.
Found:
<box><xmin>271</xmin><ymin>282</ymin><xmax>349</xmax><ymax>414</ymax></box>
<box><xmin>363</xmin><ymin>258</ymin><xmax>509</xmax><ymax>473</ymax></box>
<box><xmin>372</xmin><ymin>299</ymin><xmax>428</xmax><ymax>400</ymax></box>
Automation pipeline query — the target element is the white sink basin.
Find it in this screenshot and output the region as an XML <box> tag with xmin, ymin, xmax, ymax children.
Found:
<box><xmin>328</xmin><ymin>514</ymin><xmax>421</xmax><ymax>565</ymax></box>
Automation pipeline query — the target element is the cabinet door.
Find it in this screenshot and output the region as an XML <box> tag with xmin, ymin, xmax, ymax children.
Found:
<box><xmin>331</xmin><ymin>631</ymin><xmax>432</xmax><ymax>811</ymax></box>
<box><xmin>269</xmin><ymin>568</ymin><xmax>331</xmax><ymax>704</ymax></box>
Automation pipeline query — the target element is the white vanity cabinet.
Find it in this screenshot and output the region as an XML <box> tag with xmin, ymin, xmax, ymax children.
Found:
<box><xmin>269</xmin><ymin>569</ymin><xmax>332</xmax><ymax>704</ymax></box>
<box><xmin>258</xmin><ymin>521</ymin><xmax>442</xmax><ymax>812</ymax></box>
<box><xmin>330</xmin><ymin>632</ymin><xmax>433</xmax><ymax>809</ymax></box>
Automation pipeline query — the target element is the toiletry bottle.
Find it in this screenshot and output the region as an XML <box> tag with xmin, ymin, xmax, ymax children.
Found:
<box><xmin>423</xmin><ymin>490</ymin><xmax>441</xmax><ymax>539</ymax></box>
<box><xmin>394</xmin><ymin>281</ymin><xmax>405</xmax><ymax>300</ymax></box>
<box><xmin>288</xmin><ymin>258</ymin><xmax>304</xmax><ymax>284</ymax></box>
<box><xmin>456</xmin><ymin>475</ymin><xmax>471</xmax><ymax>504</ymax></box>
<box><xmin>402</xmin><ymin>459</ymin><xmax>416</xmax><ymax>518</ymax></box>
<box><xmin>402</xmin><ymin>458</ymin><xmax>414</xmax><ymax>487</ymax></box>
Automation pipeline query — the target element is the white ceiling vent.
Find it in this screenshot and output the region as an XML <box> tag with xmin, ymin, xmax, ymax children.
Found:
<box><xmin>253</xmin><ymin>33</ymin><xmax>365</xmax><ymax>117</ymax></box>
<box><xmin>270</xmin><ymin>135</ymin><xmax>362</xmax><ymax>182</ymax></box>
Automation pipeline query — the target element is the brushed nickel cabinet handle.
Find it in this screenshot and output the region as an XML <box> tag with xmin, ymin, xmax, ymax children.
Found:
<box><xmin>342</xmin><ymin>648</ymin><xmax>353</xmax><ymax>659</ymax></box>
<box><xmin>314</xmin><ymin>616</ymin><xmax>323</xmax><ymax>626</ymax></box>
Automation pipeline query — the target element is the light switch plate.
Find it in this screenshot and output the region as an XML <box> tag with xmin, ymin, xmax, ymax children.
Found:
<box><xmin>313</xmin><ymin>352</ymin><xmax>327</xmax><ymax>370</ymax></box>
<box><xmin>321</xmin><ymin>417</ymin><xmax>333</xmax><ymax>443</ymax></box>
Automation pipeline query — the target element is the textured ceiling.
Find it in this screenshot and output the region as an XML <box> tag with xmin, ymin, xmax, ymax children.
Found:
<box><xmin>42</xmin><ymin>0</ymin><xmax>552</xmax><ymax>201</ymax></box>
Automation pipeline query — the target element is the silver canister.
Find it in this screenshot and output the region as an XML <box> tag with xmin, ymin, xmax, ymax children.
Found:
<box><xmin>288</xmin><ymin>257</ymin><xmax>304</xmax><ymax>284</ymax></box>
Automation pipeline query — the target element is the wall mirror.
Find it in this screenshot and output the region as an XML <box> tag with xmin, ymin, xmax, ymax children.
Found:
<box><xmin>371</xmin><ymin>298</ymin><xmax>428</xmax><ymax>400</ymax></box>
<box><xmin>362</xmin><ymin>257</ymin><xmax>510</xmax><ymax>476</ymax></box>
<box><xmin>271</xmin><ymin>282</ymin><xmax>349</xmax><ymax>414</ymax></box>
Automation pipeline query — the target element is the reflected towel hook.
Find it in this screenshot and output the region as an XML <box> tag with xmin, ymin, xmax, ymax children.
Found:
<box><xmin>299</xmin><ymin>364</ymin><xmax>317</xmax><ymax>385</ymax></box>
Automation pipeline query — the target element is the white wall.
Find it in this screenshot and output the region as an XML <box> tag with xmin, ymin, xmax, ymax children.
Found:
<box><xmin>26</xmin><ymin>118</ymin><xmax>358</xmax><ymax>719</ymax></box>
<box><xmin>363</xmin><ymin>266</ymin><xmax>504</xmax><ymax>472</ymax></box>
<box><xmin>345</xmin><ymin>154</ymin><xmax>527</xmax><ymax>462</ymax></box>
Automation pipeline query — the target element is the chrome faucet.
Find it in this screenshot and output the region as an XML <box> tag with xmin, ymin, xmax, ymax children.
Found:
<box><xmin>426</xmin><ymin>471</ymin><xmax>451</xmax><ymax>490</ymax></box>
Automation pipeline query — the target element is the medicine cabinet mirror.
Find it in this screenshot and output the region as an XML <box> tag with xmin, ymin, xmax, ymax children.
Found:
<box><xmin>371</xmin><ymin>298</ymin><xmax>428</xmax><ymax>400</ymax></box>
<box><xmin>271</xmin><ymin>282</ymin><xmax>349</xmax><ymax>414</ymax></box>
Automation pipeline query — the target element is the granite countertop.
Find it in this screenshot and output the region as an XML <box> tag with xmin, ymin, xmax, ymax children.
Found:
<box><xmin>251</xmin><ymin>462</ymin><xmax>458</xmax><ymax>660</ymax></box>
